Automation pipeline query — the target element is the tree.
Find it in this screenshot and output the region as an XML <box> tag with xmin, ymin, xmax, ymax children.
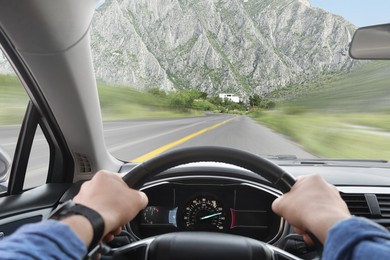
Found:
<box><xmin>147</xmin><ymin>87</ymin><xmax>166</xmax><ymax>97</ymax></box>
<box><xmin>249</xmin><ymin>94</ymin><xmax>262</xmax><ymax>107</ymax></box>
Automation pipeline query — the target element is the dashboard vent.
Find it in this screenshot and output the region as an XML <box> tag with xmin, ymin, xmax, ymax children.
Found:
<box><xmin>340</xmin><ymin>193</ymin><xmax>371</xmax><ymax>217</ymax></box>
<box><xmin>75</xmin><ymin>153</ymin><xmax>92</xmax><ymax>174</ymax></box>
<box><xmin>377</xmin><ymin>194</ymin><xmax>390</xmax><ymax>218</ymax></box>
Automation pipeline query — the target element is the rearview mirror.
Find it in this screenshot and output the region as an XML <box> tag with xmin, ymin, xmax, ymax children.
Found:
<box><xmin>349</xmin><ymin>23</ymin><xmax>390</xmax><ymax>59</ymax></box>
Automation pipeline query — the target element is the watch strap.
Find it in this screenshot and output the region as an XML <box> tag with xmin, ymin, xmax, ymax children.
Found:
<box><xmin>49</xmin><ymin>201</ymin><xmax>105</xmax><ymax>251</ymax></box>
<box><xmin>68</xmin><ymin>204</ymin><xmax>105</xmax><ymax>251</ymax></box>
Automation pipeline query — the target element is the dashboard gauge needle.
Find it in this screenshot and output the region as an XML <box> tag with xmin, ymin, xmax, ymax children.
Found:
<box><xmin>200</xmin><ymin>212</ymin><xmax>222</xmax><ymax>220</ymax></box>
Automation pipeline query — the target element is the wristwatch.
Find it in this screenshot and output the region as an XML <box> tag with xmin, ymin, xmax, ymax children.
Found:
<box><xmin>48</xmin><ymin>200</ymin><xmax>105</xmax><ymax>251</ymax></box>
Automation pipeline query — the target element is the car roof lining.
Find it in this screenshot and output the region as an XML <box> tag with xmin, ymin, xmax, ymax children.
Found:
<box><xmin>0</xmin><ymin>0</ymin><xmax>95</xmax><ymax>53</ymax></box>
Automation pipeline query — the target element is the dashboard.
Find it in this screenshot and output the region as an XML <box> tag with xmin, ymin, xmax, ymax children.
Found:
<box><xmin>122</xmin><ymin>159</ymin><xmax>390</xmax><ymax>259</ymax></box>
<box><xmin>129</xmin><ymin>175</ymin><xmax>283</xmax><ymax>243</ymax></box>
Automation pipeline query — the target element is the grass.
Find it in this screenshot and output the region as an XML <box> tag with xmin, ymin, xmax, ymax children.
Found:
<box><xmin>252</xmin><ymin>61</ymin><xmax>390</xmax><ymax>160</ymax></box>
<box><xmin>0</xmin><ymin>75</ymin><xmax>203</xmax><ymax>126</ymax></box>
<box><xmin>251</xmin><ymin>111</ymin><xmax>390</xmax><ymax>160</ymax></box>
<box><xmin>278</xmin><ymin>61</ymin><xmax>390</xmax><ymax>113</ymax></box>
<box><xmin>0</xmin><ymin>74</ymin><xmax>29</xmax><ymax>125</ymax></box>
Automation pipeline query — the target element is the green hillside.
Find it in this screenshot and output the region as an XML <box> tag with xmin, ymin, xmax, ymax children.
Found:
<box><xmin>0</xmin><ymin>75</ymin><xmax>201</xmax><ymax>125</ymax></box>
<box><xmin>271</xmin><ymin>61</ymin><xmax>390</xmax><ymax>113</ymax></box>
<box><xmin>98</xmin><ymin>83</ymin><xmax>202</xmax><ymax>120</ymax></box>
<box><xmin>252</xmin><ymin>61</ymin><xmax>390</xmax><ymax>160</ymax></box>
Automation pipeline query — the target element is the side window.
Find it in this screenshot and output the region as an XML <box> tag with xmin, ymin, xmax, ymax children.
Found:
<box><xmin>24</xmin><ymin>126</ymin><xmax>50</xmax><ymax>190</ymax></box>
<box><xmin>0</xmin><ymin>51</ymin><xmax>50</xmax><ymax>193</ymax></box>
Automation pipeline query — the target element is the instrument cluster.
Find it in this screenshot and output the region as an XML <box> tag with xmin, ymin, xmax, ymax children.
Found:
<box><xmin>129</xmin><ymin>178</ymin><xmax>283</xmax><ymax>242</ymax></box>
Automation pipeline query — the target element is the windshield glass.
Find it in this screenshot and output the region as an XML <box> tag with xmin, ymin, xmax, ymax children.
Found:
<box><xmin>91</xmin><ymin>0</ymin><xmax>390</xmax><ymax>162</ymax></box>
<box><xmin>2</xmin><ymin>0</ymin><xmax>390</xmax><ymax>167</ymax></box>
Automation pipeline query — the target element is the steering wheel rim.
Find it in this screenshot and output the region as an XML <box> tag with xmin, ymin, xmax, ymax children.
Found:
<box><xmin>123</xmin><ymin>146</ymin><xmax>296</xmax><ymax>192</ymax></box>
<box><xmin>119</xmin><ymin>146</ymin><xmax>300</xmax><ymax>260</ymax></box>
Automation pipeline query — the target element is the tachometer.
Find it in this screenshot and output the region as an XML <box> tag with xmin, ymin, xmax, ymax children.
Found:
<box><xmin>182</xmin><ymin>196</ymin><xmax>226</xmax><ymax>230</ymax></box>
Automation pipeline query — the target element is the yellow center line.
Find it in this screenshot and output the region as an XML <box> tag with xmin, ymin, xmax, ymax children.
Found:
<box><xmin>130</xmin><ymin>117</ymin><xmax>235</xmax><ymax>162</ymax></box>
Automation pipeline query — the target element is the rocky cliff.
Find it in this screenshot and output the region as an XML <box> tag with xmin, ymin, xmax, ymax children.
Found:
<box><xmin>1</xmin><ymin>0</ymin><xmax>357</xmax><ymax>96</ymax></box>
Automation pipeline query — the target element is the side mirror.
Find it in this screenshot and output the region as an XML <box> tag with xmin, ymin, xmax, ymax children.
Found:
<box><xmin>0</xmin><ymin>146</ymin><xmax>11</xmax><ymax>191</ymax></box>
<box><xmin>349</xmin><ymin>23</ymin><xmax>390</xmax><ymax>59</ymax></box>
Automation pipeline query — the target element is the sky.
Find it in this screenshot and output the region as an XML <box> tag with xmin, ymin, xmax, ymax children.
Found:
<box><xmin>309</xmin><ymin>0</ymin><xmax>390</xmax><ymax>27</ymax></box>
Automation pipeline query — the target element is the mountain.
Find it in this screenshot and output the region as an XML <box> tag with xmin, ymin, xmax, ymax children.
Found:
<box><xmin>91</xmin><ymin>0</ymin><xmax>357</xmax><ymax>96</ymax></box>
<box><xmin>0</xmin><ymin>0</ymin><xmax>357</xmax><ymax>96</ymax></box>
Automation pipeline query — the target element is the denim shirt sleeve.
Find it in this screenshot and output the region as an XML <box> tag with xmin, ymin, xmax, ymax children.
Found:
<box><xmin>0</xmin><ymin>220</ymin><xmax>87</xmax><ymax>259</ymax></box>
<box><xmin>323</xmin><ymin>217</ymin><xmax>390</xmax><ymax>260</ymax></box>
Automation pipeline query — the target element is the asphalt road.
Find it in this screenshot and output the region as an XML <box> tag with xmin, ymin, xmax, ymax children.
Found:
<box><xmin>0</xmin><ymin>114</ymin><xmax>315</xmax><ymax>188</ymax></box>
<box><xmin>105</xmin><ymin>114</ymin><xmax>315</xmax><ymax>161</ymax></box>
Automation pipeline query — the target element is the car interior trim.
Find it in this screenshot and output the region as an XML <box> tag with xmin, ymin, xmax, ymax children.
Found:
<box><xmin>141</xmin><ymin>175</ymin><xmax>282</xmax><ymax>197</ymax></box>
<box><xmin>265</xmin><ymin>244</ymin><xmax>302</xmax><ymax>260</ymax></box>
<box><xmin>337</xmin><ymin>186</ymin><xmax>390</xmax><ymax>194</ymax></box>
<box><xmin>0</xmin><ymin>183</ymin><xmax>72</xmax><ymax>219</ymax></box>
<box><xmin>0</xmin><ymin>208</ymin><xmax>51</xmax><ymax>227</ymax></box>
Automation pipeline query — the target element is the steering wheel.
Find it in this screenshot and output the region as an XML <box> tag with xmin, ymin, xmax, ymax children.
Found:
<box><xmin>117</xmin><ymin>146</ymin><xmax>298</xmax><ymax>260</ymax></box>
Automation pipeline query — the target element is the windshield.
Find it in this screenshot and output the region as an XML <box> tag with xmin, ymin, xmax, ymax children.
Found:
<box><xmin>2</xmin><ymin>0</ymin><xmax>390</xmax><ymax>169</ymax></box>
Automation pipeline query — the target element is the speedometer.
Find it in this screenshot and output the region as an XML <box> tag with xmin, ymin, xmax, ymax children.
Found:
<box><xmin>182</xmin><ymin>196</ymin><xmax>226</xmax><ymax>231</ymax></box>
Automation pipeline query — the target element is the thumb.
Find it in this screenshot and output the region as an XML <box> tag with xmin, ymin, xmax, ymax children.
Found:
<box><xmin>272</xmin><ymin>196</ymin><xmax>283</xmax><ymax>215</ymax></box>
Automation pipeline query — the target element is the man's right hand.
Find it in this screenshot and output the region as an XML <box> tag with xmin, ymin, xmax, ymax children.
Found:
<box><xmin>272</xmin><ymin>174</ymin><xmax>351</xmax><ymax>244</ymax></box>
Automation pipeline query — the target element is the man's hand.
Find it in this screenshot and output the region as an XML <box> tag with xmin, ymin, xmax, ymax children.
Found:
<box><xmin>69</xmin><ymin>170</ymin><xmax>148</xmax><ymax>245</ymax></box>
<box><xmin>272</xmin><ymin>174</ymin><xmax>351</xmax><ymax>244</ymax></box>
